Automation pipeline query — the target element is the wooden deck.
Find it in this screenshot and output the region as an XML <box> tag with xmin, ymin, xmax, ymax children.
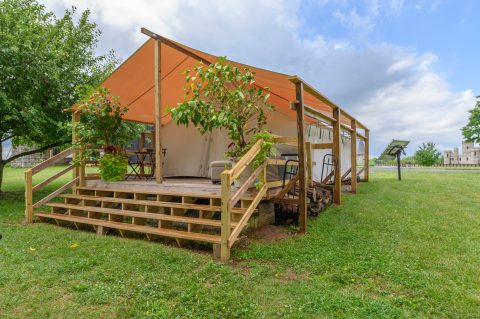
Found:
<box><xmin>85</xmin><ymin>177</ymin><xmax>280</xmax><ymax>199</ymax></box>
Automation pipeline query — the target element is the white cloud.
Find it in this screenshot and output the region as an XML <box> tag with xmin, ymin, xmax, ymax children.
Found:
<box><xmin>41</xmin><ymin>0</ymin><xmax>475</xmax><ymax>156</ymax></box>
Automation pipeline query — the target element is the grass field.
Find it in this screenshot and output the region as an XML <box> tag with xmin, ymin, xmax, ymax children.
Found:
<box><xmin>1</xmin><ymin>166</ymin><xmax>479</xmax><ymax>318</ymax></box>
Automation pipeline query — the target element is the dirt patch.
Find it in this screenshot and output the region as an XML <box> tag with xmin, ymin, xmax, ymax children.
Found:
<box><xmin>247</xmin><ymin>225</ymin><xmax>294</xmax><ymax>242</ymax></box>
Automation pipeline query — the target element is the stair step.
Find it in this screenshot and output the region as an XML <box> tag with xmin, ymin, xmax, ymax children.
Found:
<box><xmin>35</xmin><ymin>212</ymin><xmax>221</xmax><ymax>244</ymax></box>
<box><xmin>60</xmin><ymin>194</ymin><xmax>247</xmax><ymax>214</ymax></box>
<box><xmin>75</xmin><ymin>186</ymin><xmax>256</xmax><ymax>200</ymax></box>
<box><xmin>47</xmin><ymin>203</ymin><xmax>238</xmax><ymax>228</ymax></box>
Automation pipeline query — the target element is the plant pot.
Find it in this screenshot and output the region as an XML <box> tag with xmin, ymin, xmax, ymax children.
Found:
<box><xmin>99</xmin><ymin>153</ymin><xmax>128</xmax><ymax>182</ymax></box>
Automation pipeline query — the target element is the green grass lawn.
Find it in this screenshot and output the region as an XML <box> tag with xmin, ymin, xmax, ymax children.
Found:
<box><xmin>1</xmin><ymin>166</ymin><xmax>479</xmax><ymax>318</ymax></box>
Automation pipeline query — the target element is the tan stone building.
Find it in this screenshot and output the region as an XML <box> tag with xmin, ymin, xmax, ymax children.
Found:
<box><xmin>444</xmin><ymin>141</ymin><xmax>480</xmax><ymax>165</ymax></box>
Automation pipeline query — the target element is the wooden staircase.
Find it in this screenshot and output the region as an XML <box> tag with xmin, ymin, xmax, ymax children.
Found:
<box><xmin>34</xmin><ymin>186</ymin><xmax>256</xmax><ymax>248</ymax></box>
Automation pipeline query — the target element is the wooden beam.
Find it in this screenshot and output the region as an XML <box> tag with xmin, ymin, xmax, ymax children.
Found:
<box><xmin>228</xmin><ymin>183</ymin><xmax>267</xmax><ymax>248</ymax></box>
<box><xmin>229</xmin><ymin>162</ymin><xmax>266</xmax><ymax>208</ymax></box>
<box><xmin>273</xmin><ymin>136</ymin><xmax>297</xmax><ymax>145</ymax></box>
<box><xmin>340</xmin><ymin>123</ymin><xmax>353</xmax><ymax>133</ymax></box>
<box><xmin>364</xmin><ymin>129</ymin><xmax>370</xmax><ymax>182</ymax></box>
<box><xmin>32</xmin><ymin>164</ymin><xmax>75</xmax><ymax>192</ymax></box>
<box><xmin>220</xmin><ymin>172</ymin><xmax>231</xmax><ymax>261</ymax></box>
<box><xmin>31</xmin><ymin>147</ymin><xmax>75</xmax><ymax>175</ymax></box>
<box><xmin>72</xmin><ymin>112</ymin><xmax>80</xmax><ymax>183</ymax></box>
<box><xmin>351</xmin><ymin>119</ymin><xmax>358</xmax><ymax>193</ymax></box>
<box><xmin>274</xmin><ymin>174</ymin><xmax>300</xmax><ymax>199</ymax></box>
<box><xmin>341</xmin><ymin>168</ymin><xmax>352</xmax><ymax>181</ymax></box>
<box><xmin>357</xmin><ymin>132</ymin><xmax>366</xmax><ymax>140</ymax></box>
<box><xmin>24</xmin><ymin>169</ymin><xmax>33</xmax><ymax>223</ymax></box>
<box><xmin>332</xmin><ymin>107</ymin><xmax>342</xmax><ymax>204</ymax></box>
<box><xmin>141</xmin><ymin>28</ymin><xmax>212</xmax><ymax>65</ymax></box>
<box><xmin>312</xmin><ymin>143</ymin><xmax>333</xmax><ymax>150</ymax></box>
<box><xmin>33</xmin><ymin>177</ymin><xmax>79</xmax><ymax>209</ymax></box>
<box><xmin>267</xmin><ymin>159</ymin><xmax>299</xmax><ymax>166</ymax></box>
<box><xmin>289</xmin><ymin>76</ymin><xmax>367</xmax><ymax>130</ymax></box>
<box><xmin>306</xmin><ymin>142</ymin><xmax>313</xmax><ymax>187</ymax></box>
<box><xmin>294</xmin><ymin>82</ymin><xmax>308</xmax><ymax>234</ymax></box>
<box><xmin>303</xmin><ymin>103</ymin><xmax>336</xmax><ymax>124</ymax></box>
<box><xmin>154</xmin><ymin>40</ymin><xmax>163</xmax><ymax>183</ymax></box>
<box><xmin>228</xmin><ymin>139</ymin><xmax>262</xmax><ymax>181</ymax></box>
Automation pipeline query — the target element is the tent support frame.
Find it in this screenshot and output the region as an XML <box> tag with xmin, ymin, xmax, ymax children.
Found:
<box><xmin>154</xmin><ymin>39</ymin><xmax>163</xmax><ymax>183</ymax></box>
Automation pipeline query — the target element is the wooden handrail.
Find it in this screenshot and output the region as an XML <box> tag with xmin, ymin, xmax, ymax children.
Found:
<box><xmin>229</xmin><ymin>162</ymin><xmax>266</xmax><ymax>208</ymax></box>
<box><xmin>228</xmin><ymin>182</ymin><xmax>267</xmax><ymax>248</ymax></box>
<box><xmin>25</xmin><ymin>146</ymin><xmax>81</xmax><ymax>223</ymax></box>
<box><xmin>273</xmin><ymin>136</ymin><xmax>297</xmax><ymax>145</ymax></box>
<box><xmin>33</xmin><ymin>177</ymin><xmax>79</xmax><ymax>209</ymax></box>
<box><xmin>31</xmin><ymin>147</ymin><xmax>75</xmax><ymax>175</ymax></box>
<box><xmin>225</xmin><ymin>139</ymin><xmax>263</xmax><ymax>181</ymax></box>
<box><xmin>32</xmin><ymin>164</ymin><xmax>75</xmax><ymax>192</ymax></box>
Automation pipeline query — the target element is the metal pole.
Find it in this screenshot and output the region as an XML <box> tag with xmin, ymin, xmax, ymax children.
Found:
<box><xmin>397</xmin><ymin>151</ymin><xmax>401</xmax><ymax>181</ymax></box>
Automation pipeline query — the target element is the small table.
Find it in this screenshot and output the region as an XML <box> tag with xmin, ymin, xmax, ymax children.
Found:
<box><xmin>129</xmin><ymin>150</ymin><xmax>155</xmax><ymax>180</ymax></box>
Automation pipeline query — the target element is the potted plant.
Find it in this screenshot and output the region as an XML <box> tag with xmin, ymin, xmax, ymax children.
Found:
<box><xmin>73</xmin><ymin>87</ymin><xmax>143</xmax><ymax>182</ymax></box>
<box><xmin>169</xmin><ymin>57</ymin><xmax>275</xmax><ymax>186</ymax></box>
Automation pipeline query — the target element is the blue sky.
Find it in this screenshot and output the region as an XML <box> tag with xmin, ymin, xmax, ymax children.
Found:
<box><xmin>3</xmin><ymin>0</ymin><xmax>478</xmax><ymax>159</ymax></box>
<box><xmin>300</xmin><ymin>0</ymin><xmax>479</xmax><ymax>93</ymax></box>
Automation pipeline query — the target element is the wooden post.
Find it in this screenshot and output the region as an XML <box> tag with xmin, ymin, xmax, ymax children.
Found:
<box><xmin>220</xmin><ymin>172</ymin><xmax>232</xmax><ymax>261</ymax></box>
<box><xmin>72</xmin><ymin>111</ymin><xmax>81</xmax><ymax>187</ymax></box>
<box><xmin>306</xmin><ymin>142</ymin><xmax>313</xmax><ymax>187</ymax></box>
<box><xmin>364</xmin><ymin>129</ymin><xmax>370</xmax><ymax>182</ymax></box>
<box><xmin>294</xmin><ymin>82</ymin><xmax>308</xmax><ymax>234</ymax></box>
<box><xmin>332</xmin><ymin>107</ymin><xmax>342</xmax><ymax>204</ymax></box>
<box><xmin>24</xmin><ymin>169</ymin><xmax>33</xmax><ymax>223</ymax></box>
<box><xmin>350</xmin><ymin>120</ymin><xmax>357</xmax><ymax>193</ymax></box>
<box><xmin>154</xmin><ymin>39</ymin><xmax>163</xmax><ymax>183</ymax></box>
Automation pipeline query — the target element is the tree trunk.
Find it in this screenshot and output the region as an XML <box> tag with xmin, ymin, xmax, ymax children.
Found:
<box><xmin>0</xmin><ymin>161</ymin><xmax>4</xmax><ymax>193</ymax></box>
<box><xmin>0</xmin><ymin>140</ymin><xmax>3</xmax><ymax>193</ymax></box>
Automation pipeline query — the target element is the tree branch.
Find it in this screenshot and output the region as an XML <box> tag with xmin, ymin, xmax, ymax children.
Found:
<box><xmin>1</xmin><ymin>134</ymin><xmax>16</xmax><ymax>143</ymax></box>
<box><xmin>3</xmin><ymin>139</ymin><xmax>70</xmax><ymax>164</ymax></box>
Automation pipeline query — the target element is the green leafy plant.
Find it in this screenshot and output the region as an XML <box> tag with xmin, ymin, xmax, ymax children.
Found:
<box><xmin>414</xmin><ymin>142</ymin><xmax>441</xmax><ymax>166</ymax></box>
<box><xmin>0</xmin><ymin>0</ymin><xmax>119</xmax><ymax>192</ymax></box>
<box><xmin>250</xmin><ymin>130</ymin><xmax>276</xmax><ymax>168</ymax></box>
<box><xmin>98</xmin><ymin>153</ymin><xmax>128</xmax><ymax>182</ymax></box>
<box><xmin>168</xmin><ymin>57</ymin><xmax>273</xmax><ymax>159</ymax></box>
<box><xmin>462</xmin><ymin>98</ymin><xmax>480</xmax><ymax>143</ymax></box>
<box><xmin>73</xmin><ymin>87</ymin><xmax>143</xmax><ymax>181</ymax></box>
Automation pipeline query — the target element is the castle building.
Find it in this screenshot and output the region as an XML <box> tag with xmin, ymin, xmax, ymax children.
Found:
<box><xmin>444</xmin><ymin>141</ymin><xmax>480</xmax><ymax>165</ymax></box>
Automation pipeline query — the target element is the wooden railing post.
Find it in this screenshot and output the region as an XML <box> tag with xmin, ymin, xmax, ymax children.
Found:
<box><xmin>24</xmin><ymin>169</ymin><xmax>33</xmax><ymax>223</ymax></box>
<box><xmin>79</xmin><ymin>146</ymin><xmax>86</xmax><ymax>187</ymax></box>
<box><xmin>294</xmin><ymin>81</ymin><xmax>308</xmax><ymax>234</ymax></box>
<box><xmin>72</xmin><ymin>111</ymin><xmax>80</xmax><ymax>187</ymax></box>
<box><xmin>306</xmin><ymin>141</ymin><xmax>313</xmax><ymax>187</ymax></box>
<box><xmin>332</xmin><ymin>107</ymin><xmax>342</xmax><ymax>204</ymax></box>
<box><xmin>364</xmin><ymin>129</ymin><xmax>370</xmax><ymax>182</ymax></box>
<box><xmin>350</xmin><ymin>120</ymin><xmax>357</xmax><ymax>193</ymax></box>
<box><xmin>154</xmin><ymin>39</ymin><xmax>163</xmax><ymax>184</ymax></box>
<box><xmin>220</xmin><ymin>172</ymin><xmax>232</xmax><ymax>261</ymax></box>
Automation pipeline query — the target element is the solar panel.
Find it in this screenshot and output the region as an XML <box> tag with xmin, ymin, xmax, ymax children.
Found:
<box><xmin>379</xmin><ymin>139</ymin><xmax>410</xmax><ymax>181</ymax></box>
<box><xmin>379</xmin><ymin>139</ymin><xmax>409</xmax><ymax>161</ymax></box>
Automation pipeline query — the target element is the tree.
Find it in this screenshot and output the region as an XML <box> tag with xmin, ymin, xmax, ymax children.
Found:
<box><xmin>414</xmin><ymin>142</ymin><xmax>441</xmax><ymax>166</ymax></box>
<box><xmin>0</xmin><ymin>0</ymin><xmax>118</xmax><ymax>192</ymax></box>
<box><xmin>169</xmin><ymin>57</ymin><xmax>272</xmax><ymax>158</ymax></box>
<box><xmin>462</xmin><ymin>98</ymin><xmax>480</xmax><ymax>144</ymax></box>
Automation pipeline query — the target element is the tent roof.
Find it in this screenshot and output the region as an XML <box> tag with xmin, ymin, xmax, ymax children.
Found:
<box><xmin>100</xmin><ymin>30</ymin><xmax>365</xmax><ymax>129</ymax></box>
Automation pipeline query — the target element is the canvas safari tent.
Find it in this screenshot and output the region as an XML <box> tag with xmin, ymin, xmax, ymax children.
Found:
<box><xmin>100</xmin><ymin>28</ymin><xmax>369</xmax><ymax>186</ymax></box>
<box><xmin>24</xmin><ymin>28</ymin><xmax>370</xmax><ymax>261</ymax></box>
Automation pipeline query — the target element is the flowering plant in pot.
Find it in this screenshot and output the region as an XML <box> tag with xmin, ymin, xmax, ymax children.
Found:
<box><xmin>169</xmin><ymin>57</ymin><xmax>275</xmax><ymax>186</ymax></box>
<box><xmin>73</xmin><ymin>87</ymin><xmax>143</xmax><ymax>182</ymax></box>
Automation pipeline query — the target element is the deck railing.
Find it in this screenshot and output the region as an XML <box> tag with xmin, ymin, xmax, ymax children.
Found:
<box><xmin>219</xmin><ymin>139</ymin><xmax>268</xmax><ymax>260</ymax></box>
<box><xmin>219</xmin><ymin>136</ymin><xmax>311</xmax><ymax>260</ymax></box>
<box><xmin>24</xmin><ymin>146</ymin><xmax>83</xmax><ymax>223</ymax></box>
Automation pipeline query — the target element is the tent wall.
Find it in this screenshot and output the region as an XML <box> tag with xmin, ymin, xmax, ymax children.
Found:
<box><xmin>161</xmin><ymin>109</ymin><xmax>354</xmax><ymax>181</ymax></box>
